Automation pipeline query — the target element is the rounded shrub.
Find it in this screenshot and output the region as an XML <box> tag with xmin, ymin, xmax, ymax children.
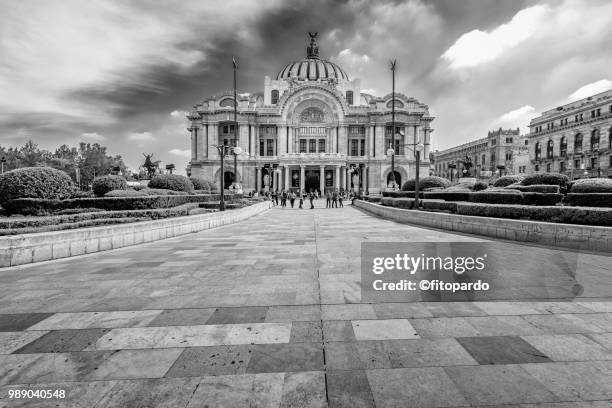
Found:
<box><xmin>401</xmin><ymin>176</ymin><xmax>450</xmax><ymax>191</ymax></box>
<box><xmin>521</xmin><ymin>172</ymin><xmax>569</xmax><ymax>187</ymax></box>
<box><xmin>189</xmin><ymin>177</ymin><xmax>213</xmax><ymax>191</ymax></box>
<box><xmin>493</xmin><ymin>175</ymin><xmax>524</xmax><ymax>187</ymax></box>
<box><xmin>0</xmin><ymin>167</ymin><xmax>75</xmax><ymax>205</ymax></box>
<box><xmin>92</xmin><ymin>175</ymin><xmax>127</xmax><ymax>197</ymax></box>
<box><xmin>569</xmin><ymin>178</ymin><xmax>612</xmax><ymax>193</ymax></box>
<box><xmin>148</xmin><ymin>174</ymin><xmax>194</xmax><ymax>192</ymax></box>
<box><xmin>472</xmin><ymin>181</ymin><xmax>489</xmax><ymax>191</ymax></box>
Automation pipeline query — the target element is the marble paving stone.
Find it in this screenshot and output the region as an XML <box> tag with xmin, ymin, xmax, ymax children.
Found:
<box><xmin>0</xmin><ymin>380</ymin><xmax>118</xmax><ymax>408</ymax></box>
<box><xmin>520</xmin><ymin>402</ymin><xmax>612</xmax><ymax>408</ymax></box>
<box><xmin>246</xmin><ymin>342</ymin><xmax>324</xmax><ymax>373</ymax></box>
<box><xmin>367</xmin><ymin>366</ymin><xmax>468</xmax><ymax>407</ymax></box>
<box><xmin>588</xmin><ymin>333</ymin><xmax>612</xmax><ymax>351</ymax></box>
<box><xmin>445</xmin><ymin>364</ymin><xmax>560</xmax><ymax>405</ymax></box>
<box><xmin>578</xmin><ymin>302</ymin><xmax>612</xmax><ymax>313</ymax></box>
<box><xmin>26</xmin><ymin>310</ymin><xmax>163</xmax><ymax>330</ymax></box>
<box><xmin>88</xmin><ymin>322</ymin><xmax>292</xmax><ymax>350</ymax></box>
<box><xmin>290</xmin><ymin>321</ymin><xmax>322</xmax><ymax>343</ymax></box>
<box><xmin>464</xmin><ymin>315</ymin><xmax>546</xmax><ymax>336</ymax></box>
<box><xmin>457</xmin><ymin>336</ymin><xmax>552</xmax><ymax>365</ymax></box>
<box><xmin>423</xmin><ymin>302</ymin><xmax>488</xmax><ymax>317</ymax></box>
<box><xmin>372</xmin><ymin>303</ymin><xmax>434</xmax><ymax>319</ymax></box>
<box><xmin>570</xmin><ymin>313</ymin><xmax>612</xmax><ymax>331</ymax></box>
<box><xmin>265</xmin><ymin>305</ymin><xmax>321</xmax><ymax>322</ymax></box>
<box><xmin>526</xmin><ymin>302</ymin><xmax>595</xmax><ymax>315</ymax></box>
<box><xmin>322</xmin><ymin>304</ymin><xmax>377</xmax><ymax>321</ymax></box>
<box><xmin>164</xmin><ymin>345</ymin><xmax>253</xmax><ymax>377</ymax></box>
<box><xmin>87</xmin><ymin>348</ymin><xmax>183</xmax><ymax>380</ymax></box>
<box><xmin>147</xmin><ymin>308</ymin><xmax>216</xmax><ymax>327</ymax></box>
<box><xmin>206</xmin><ymin>306</ymin><xmax>269</xmax><ymax>325</ymax></box>
<box><xmin>95</xmin><ymin>377</ymin><xmax>201</xmax><ymax>408</ymax></box>
<box><xmin>521</xmin><ymin>361</ymin><xmax>612</xmax><ymax>401</ymax></box>
<box><xmin>323</xmin><ymin>320</ymin><xmax>356</xmax><ymax>342</ymax></box>
<box><xmin>521</xmin><ymin>334</ymin><xmax>612</xmax><ymax>362</ymax></box>
<box><xmin>0</xmin><ymin>313</ymin><xmax>52</xmax><ymax>332</ymax></box>
<box><xmin>13</xmin><ymin>328</ymin><xmax>110</xmax><ymax>354</ymax></box>
<box><xmin>187</xmin><ymin>372</ymin><xmax>284</xmax><ymax>408</ymax></box>
<box><xmin>280</xmin><ymin>371</ymin><xmax>327</xmax><ymax>408</ymax></box>
<box><xmin>0</xmin><ymin>331</ymin><xmax>48</xmax><ymax>354</ymax></box>
<box><xmin>385</xmin><ymin>338</ymin><xmax>479</xmax><ymax>368</ymax></box>
<box><xmin>474</xmin><ymin>302</ymin><xmax>542</xmax><ymax>316</ymax></box>
<box><xmin>327</xmin><ymin>370</ymin><xmax>375</xmax><ymax>408</ymax></box>
<box><xmin>523</xmin><ymin>314</ymin><xmax>605</xmax><ymax>334</ymax></box>
<box><xmin>325</xmin><ymin>341</ymin><xmax>367</xmax><ymax>370</ymax></box>
<box><xmin>352</xmin><ymin>319</ymin><xmax>419</xmax><ymax>341</ymax></box>
<box><xmin>410</xmin><ymin>317</ymin><xmax>481</xmax><ymax>339</ymax></box>
<box><xmin>0</xmin><ymin>351</ymin><xmax>113</xmax><ymax>386</ymax></box>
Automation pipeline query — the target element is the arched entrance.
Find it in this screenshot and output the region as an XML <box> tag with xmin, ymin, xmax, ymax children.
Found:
<box><xmin>223</xmin><ymin>171</ymin><xmax>234</xmax><ymax>189</ymax></box>
<box><xmin>387</xmin><ymin>171</ymin><xmax>401</xmax><ymax>188</ymax></box>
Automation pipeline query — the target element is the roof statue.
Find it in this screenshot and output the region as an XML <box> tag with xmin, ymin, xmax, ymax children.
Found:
<box><xmin>307</xmin><ymin>32</ymin><xmax>319</xmax><ymax>59</ymax></box>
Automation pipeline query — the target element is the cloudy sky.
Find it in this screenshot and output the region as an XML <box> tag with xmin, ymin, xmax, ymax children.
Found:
<box><xmin>1</xmin><ymin>0</ymin><xmax>611</xmax><ymax>171</ymax></box>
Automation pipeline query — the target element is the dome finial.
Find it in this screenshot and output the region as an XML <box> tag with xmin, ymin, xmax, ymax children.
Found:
<box><xmin>307</xmin><ymin>32</ymin><xmax>319</xmax><ymax>59</ymax></box>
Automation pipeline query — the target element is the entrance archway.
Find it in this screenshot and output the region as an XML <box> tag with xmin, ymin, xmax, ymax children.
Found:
<box><xmin>305</xmin><ymin>169</ymin><xmax>320</xmax><ymax>193</ymax></box>
<box><xmin>223</xmin><ymin>171</ymin><xmax>234</xmax><ymax>189</ymax></box>
<box><xmin>387</xmin><ymin>171</ymin><xmax>401</xmax><ymax>188</ymax></box>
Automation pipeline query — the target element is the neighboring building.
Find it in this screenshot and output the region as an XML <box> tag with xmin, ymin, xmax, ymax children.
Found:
<box><xmin>186</xmin><ymin>33</ymin><xmax>433</xmax><ymax>193</ymax></box>
<box><xmin>432</xmin><ymin>128</ymin><xmax>523</xmax><ymax>179</ymax></box>
<box><xmin>528</xmin><ymin>89</ymin><xmax>612</xmax><ymax>179</ymax></box>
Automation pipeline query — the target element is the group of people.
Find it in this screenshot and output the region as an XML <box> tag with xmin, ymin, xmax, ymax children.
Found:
<box><xmin>257</xmin><ymin>189</ymin><xmax>360</xmax><ymax>209</ymax></box>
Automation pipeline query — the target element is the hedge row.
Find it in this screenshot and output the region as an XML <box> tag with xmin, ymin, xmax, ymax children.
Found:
<box><xmin>505</xmin><ymin>184</ymin><xmax>560</xmax><ymax>193</ymax></box>
<box><xmin>564</xmin><ymin>193</ymin><xmax>612</xmax><ymax>208</ymax></box>
<box><xmin>382</xmin><ymin>191</ymin><xmax>424</xmax><ymax>198</ymax></box>
<box><xmin>423</xmin><ymin>191</ymin><xmax>470</xmax><ymax>202</ymax></box>
<box><xmin>2</xmin><ymin>194</ymin><xmax>242</xmax><ymax>215</ymax></box>
<box><xmin>380</xmin><ymin>197</ymin><xmax>416</xmax><ymax>209</ymax></box>
<box><xmin>456</xmin><ymin>202</ymin><xmax>612</xmax><ymax>227</ymax></box>
<box><xmin>401</xmin><ymin>176</ymin><xmax>450</xmax><ymax>191</ymax></box>
<box><xmin>421</xmin><ymin>200</ymin><xmax>457</xmax><ymax>213</ymax></box>
<box><xmin>0</xmin><ymin>217</ymin><xmax>153</xmax><ymax>237</ymax></box>
<box><xmin>569</xmin><ymin>178</ymin><xmax>612</xmax><ymax>193</ymax></box>
<box><xmin>469</xmin><ymin>191</ymin><xmax>563</xmax><ymax>206</ymax></box>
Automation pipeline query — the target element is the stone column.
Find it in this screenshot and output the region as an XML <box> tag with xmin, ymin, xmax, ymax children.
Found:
<box><xmin>338</xmin><ymin>126</ymin><xmax>348</xmax><ymax>155</ymax></box>
<box><xmin>335</xmin><ymin>165</ymin><xmax>340</xmax><ymax>189</ymax></box>
<box><xmin>190</xmin><ymin>128</ymin><xmax>196</xmax><ymax>161</ymax></box>
<box><xmin>424</xmin><ymin>128</ymin><xmax>431</xmax><ymax>158</ymax></box>
<box><xmin>300</xmin><ymin>165</ymin><xmax>305</xmax><ymax>191</ymax></box>
<box><xmin>278</xmin><ymin>126</ymin><xmax>287</xmax><ymax>157</ymax></box>
<box><xmin>208</xmin><ymin>124</ymin><xmax>219</xmax><ymax>160</ymax></box>
<box><xmin>249</xmin><ymin>125</ymin><xmax>256</xmax><ymax>156</ymax></box>
<box><xmin>199</xmin><ymin>125</ymin><xmax>207</xmax><ymax>159</ymax></box>
<box><xmin>288</xmin><ymin>127</ymin><xmax>293</xmax><ymax>154</ymax></box>
<box><xmin>319</xmin><ymin>165</ymin><xmax>325</xmax><ymax>193</ymax></box>
<box><xmin>285</xmin><ymin>166</ymin><xmax>290</xmax><ymax>190</ymax></box>
<box><xmin>256</xmin><ymin>167</ymin><xmax>261</xmax><ymax>192</ymax></box>
<box><xmin>345</xmin><ymin>167</ymin><xmax>350</xmax><ymax>190</ymax></box>
<box><xmin>365</xmin><ymin>166</ymin><xmax>369</xmax><ymax>193</ymax></box>
<box><xmin>239</xmin><ymin>124</ymin><xmax>248</xmax><ymax>151</ymax></box>
<box><xmin>375</xmin><ymin>125</ymin><xmax>385</xmax><ymax>158</ymax></box>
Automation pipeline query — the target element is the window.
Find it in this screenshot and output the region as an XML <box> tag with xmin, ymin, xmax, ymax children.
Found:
<box><xmin>481</xmin><ymin>154</ymin><xmax>486</xmax><ymax>165</ymax></box>
<box><xmin>597</xmin><ymin>108</ymin><xmax>601</xmax><ymax>117</ymax></box>
<box><xmin>385</xmin><ymin>125</ymin><xmax>402</xmax><ymax>136</ymax></box>
<box><xmin>506</xmin><ymin>137</ymin><xmax>513</xmax><ymax>144</ymax></box>
<box><xmin>524</xmin><ymin>139</ymin><xmax>529</xmax><ymax>145</ymax></box>
<box><xmin>591</xmin><ymin>157</ymin><xmax>598</xmax><ymax>169</ymax></box>
<box><xmin>318</xmin><ymin>139</ymin><xmax>326</xmax><ymax>153</ymax></box>
<box><xmin>266</xmin><ymin>139</ymin><xmax>274</xmax><ymax>156</ymax></box>
<box><xmin>491</xmin><ymin>151</ymin><xmax>496</xmax><ymax>163</ymax></box>
<box><xmin>505</xmin><ymin>151</ymin><xmax>512</xmax><ymax>161</ymax></box>
<box><xmin>535</xmin><ymin>142</ymin><xmax>541</xmax><ymax>160</ymax></box>
<box><xmin>574</xmin><ymin>133</ymin><xmax>583</xmax><ymax>154</ymax></box>
<box><xmin>560</xmin><ymin>162</ymin><xmax>566</xmax><ymax>172</ymax></box>
<box><xmin>259</xmin><ymin>139</ymin><xmax>265</xmax><ymax>156</ymax></box>
<box><xmin>547</xmin><ymin>140</ymin><xmax>554</xmax><ymax>159</ymax></box>
<box><xmin>309</xmin><ymin>139</ymin><xmax>316</xmax><ymax>153</ymax></box>
<box><xmin>491</xmin><ymin>139</ymin><xmax>497</xmax><ymax>146</ymax></box>
<box><xmin>346</xmin><ymin>91</ymin><xmax>353</xmax><ymax>105</ymax></box>
<box><xmin>535</xmin><ymin>164</ymin><xmax>540</xmax><ymax>171</ymax></box>
<box><xmin>574</xmin><ymin>159</ymin><xmax>580</xmax><ymax>169</ymax></box>
<box><xmin>591</xmin><ymin>110</ymin><xmax>596</xmax><ymax>119</ymax></box>
<box><xmin>350</xmin><ymin>139</ymin><xmax>358</xmax><ymax>156</ymax></box>
<box><xmin>560</xmin><ymin>137</ymin><xmax>567</xmax><ymax>157</ymax></box>
<box><xmin>546</xmin><ymin>163</ymin><xmax>552</xmax><ymax>172</ymax></box>
<box><xmin>360</xmin><ymin>140</ymin><xmax>365</xmax><ymax>156</ymax></box>
<box><xmin>299</xmin><ymin>139</ymin><xmax>307</xmax><ymax>153</ymax></box>
<box><xmin>271</xmin><ymin>90</ymin><xmax>279</xmax><ymax>105</ymax></box>
<box><xmin>591</xmin><ymin>129</ymin><xmax>600</xmax><ymax>151</ymax></box>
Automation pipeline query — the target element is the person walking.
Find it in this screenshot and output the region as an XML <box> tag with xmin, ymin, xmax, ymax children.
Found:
<box><xmin>339</xmin><ymin>190</ymin><xmax>344</xmax><ymax>208</ymax></box>
<box><xmin>272</xmin><ymin>190</ymin><xmax>278</xmax><ymax>206</ymax></box>
<box><xmin>289</xmin><ymin>191</ymin><xmax>296</xmax><ymax>208</ymax></box>
<box><xmin>309</xmin><ymin>190</ymin><xmax>315</xmax><ymax>209</ymax></box>
<box><xmin>325</xmin><ymin>190</ymin><xmax>332</xmax><ymax>208</ymax></box>
<box><xmin>299</xmin><ymin>190</ymin><xmax>304</xmax><ymax>209</ymax></box>
<box><xmin>332</xmin><ymin>189</ymin><xmax>339</xmax><ymax>208</ymax></box>
<box><xmin>280</xmin><ymin>190</ymin><xmax>287</xmax><ymax>207</ymax></box>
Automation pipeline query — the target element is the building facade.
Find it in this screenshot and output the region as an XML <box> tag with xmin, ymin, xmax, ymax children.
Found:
<box><xmin>186</xmin><ymin>34</ymin><xmax>433</xmax><ymax>193</ymax></box>
<box><xmin>432</xmin><ymin>128</ymin><xmax>527</xmax><ymax>180</ymax></box>
<box><xmin>528</xmin><ymin>89</ymin><xmax>612</xmax><ymax>179</ymax></box>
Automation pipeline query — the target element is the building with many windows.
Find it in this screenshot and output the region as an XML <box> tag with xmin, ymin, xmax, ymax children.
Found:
<box><xmin>528</xmin><ymin>89</ymin><xmax>612</xmax><ymax>178</ymax></box>
<box><xmin>186</xmin><ymin>33</ymin><xmax>433</xmax><ymax>193</ymax></box>
<box><xmin>432</xmin><ymin>128</ymin><xmax>527</xmax><ymax>180</ymax></box>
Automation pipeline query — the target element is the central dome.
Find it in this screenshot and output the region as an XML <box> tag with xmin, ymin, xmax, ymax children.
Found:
<box><xmin>276</xmin><ymin>32</ymin><xmax>349</xmax><ymax>81</ymax></box>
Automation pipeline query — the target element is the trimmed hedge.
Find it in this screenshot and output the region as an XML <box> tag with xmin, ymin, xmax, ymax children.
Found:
<box><xmin>456</xmin><ymin>202</ymin><xmax>612</xmax><ymax>227</ymax></box>
<box><xmin>421</xmin><ymin>200</ymin><xmax>458</xmax><ymax>213</ymax></box>
<box><xmin>423</xmin><ymin>191</ymin><xmax>470</xmax><ymax>202</ymax></box>
<box><xmin>189</xmin><ymin>178</ymin><xmax>218</xmax><ymax>192</ymax></box>
<box><xmin>0</xmin><ymin>218</ymin><xmax>153</xmax><ymax>237</ymax></box>
<box><xmin>569</xmin><ymin>178</ymin><xmax>612</xmax><ymax>193</ymax></box>
<box><xmin>401</xmin><ymin>176</ymin><xmax>450</xmax><ymax>191</ymax></box>
<box><xmin>521</xmin><ymin>173</ymin><xmax>569</xmax><ymax>187</ymax></box>
<box><xmin>2</xmin><ymin>194</ymin><xmax>239</xmax><ymax>215</ymax></box>
<box><xmin>148</xmin><ymin>174</ymin><xmax>194</xmax><ymax>192</ymax></box>
<box><xmin>521</xmin><ymin>192</ymin><xmax>564</xmax><ymax>206</ymax></box>
<box><xmin>473</xmin><ymin>181</ymin><xmax>488</xmax><ymax>191</ymax></box>
<box><xmin>493</xmin><ymin>175</ymin><xmax>524</xmax><ymax>187</ymax></box>
<box><xmin>0</xmin><ymin>167</ymin><xmax>75</xmax><ymax>205</ymax></box>
<box><xmin>564</xmin><ymin>193</ymin><xmax>612</xmax><ymax>207</ymax></box>
<box><xmin>381</xmin><ymin>197</ymin><xmax>416</xmax><ymax>209</ymax></box>
<box><xmin>505</xmin><ymin>184</ymin><xmax>560</xmax><ymax>193</ymax></box>
<box><xmin>92</xmin><ymin>175</ymin><xmax>127</xmax><ymax>197</ymax></box>
<box><xmin>469</xmin><ymin>191</ymin><xmax>524</xmax><ymax>205</ymax></box>
<box><xmin>382</xmin><ymin>191</ymin><xmax>424</xmax><ymax>198</ymax></box>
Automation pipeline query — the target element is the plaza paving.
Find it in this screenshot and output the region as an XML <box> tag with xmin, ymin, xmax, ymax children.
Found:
<box><xmin>0</xmin><ymin>199</ymin><xmax>611</xmax><ymax>407</ymax></box>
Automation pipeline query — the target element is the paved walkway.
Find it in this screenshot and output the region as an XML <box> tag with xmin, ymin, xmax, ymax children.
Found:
<box><xmin>0</xmin><ymin>200</ymin><xmax>611</xmax><ymax>407</ymax></box>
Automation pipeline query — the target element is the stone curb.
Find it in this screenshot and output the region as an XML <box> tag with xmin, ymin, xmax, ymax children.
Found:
<box><xmin>0</xmin><ymin>201</ymin><xmax>272</xmax><ymax>268</ymax></box>
<box><xmin>355</xmin><ymin>200</ymin><xmax>612</xmax><ymax>253</ymax></box>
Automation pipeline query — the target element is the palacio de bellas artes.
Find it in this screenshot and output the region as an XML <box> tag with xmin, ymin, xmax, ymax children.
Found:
<box><xmin>1</xmin><ymin>1</ymin><xmax>612</xmax><ymax>408</ymax></box>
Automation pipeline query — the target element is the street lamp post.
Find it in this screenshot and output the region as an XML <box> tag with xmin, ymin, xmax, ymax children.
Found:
<box><xmin>390</xmin><ymin>59</ymin><xmax>397</xmax><ymax>189</ymax></box>
<box><xmin>211</xmin><ymin>145</ymin><xmax>243</xmax><ymax>211</ymax></box>
<box><xmin>414</xmin><ymin>142</ymin><xmax>424</xmax><ymax>209</ymax></box>
<box><xmin>0</xmin><ymin>156</ymin><xmax>5</xmax><ymax>174</ymax></box>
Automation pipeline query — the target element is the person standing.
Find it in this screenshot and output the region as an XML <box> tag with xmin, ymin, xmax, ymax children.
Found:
<box><xmin>325</xmin><ymin>190</ymin><xmax>332</xmax><ymax>208</ymax></box>
<box><xmin>309</xmin><ymin>190</ymin><xmax>315</xmax><ymax>209</ymax></box>
<box><xmin>280</xmin><ymin>190</ymin><xmax>287</xmax><ymax>207</ymax></box>
<box><xmin>332</xmin><ymin>189</ymin><xmax>339</xmax><ymax>208</ymax></box>
<box><xmin>290</xmin><ymin>191</ymin><xmax>296</xmax><ymax>208</ymax></box>
<box><xmin>339</xmin><ymin>190</ymin><xmax>344</xmax><ymax>208</ymax></box>
<box><xmin>299</xmin><ymin>190</ymin><xmax>304</xmax><ymax>209</ymax></box>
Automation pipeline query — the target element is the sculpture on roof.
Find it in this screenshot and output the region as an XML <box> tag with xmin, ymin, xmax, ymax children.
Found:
<box><xmin>307</xmin><ymin>32</ymin><xmax>319</xmax><ymax>58</ymax></box>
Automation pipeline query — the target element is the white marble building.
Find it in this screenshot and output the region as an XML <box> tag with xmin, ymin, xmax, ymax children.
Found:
<box><xmin>187</xmin><ymin>34</ymin><xmax>434</xmax><ymax>193</ymax></box>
